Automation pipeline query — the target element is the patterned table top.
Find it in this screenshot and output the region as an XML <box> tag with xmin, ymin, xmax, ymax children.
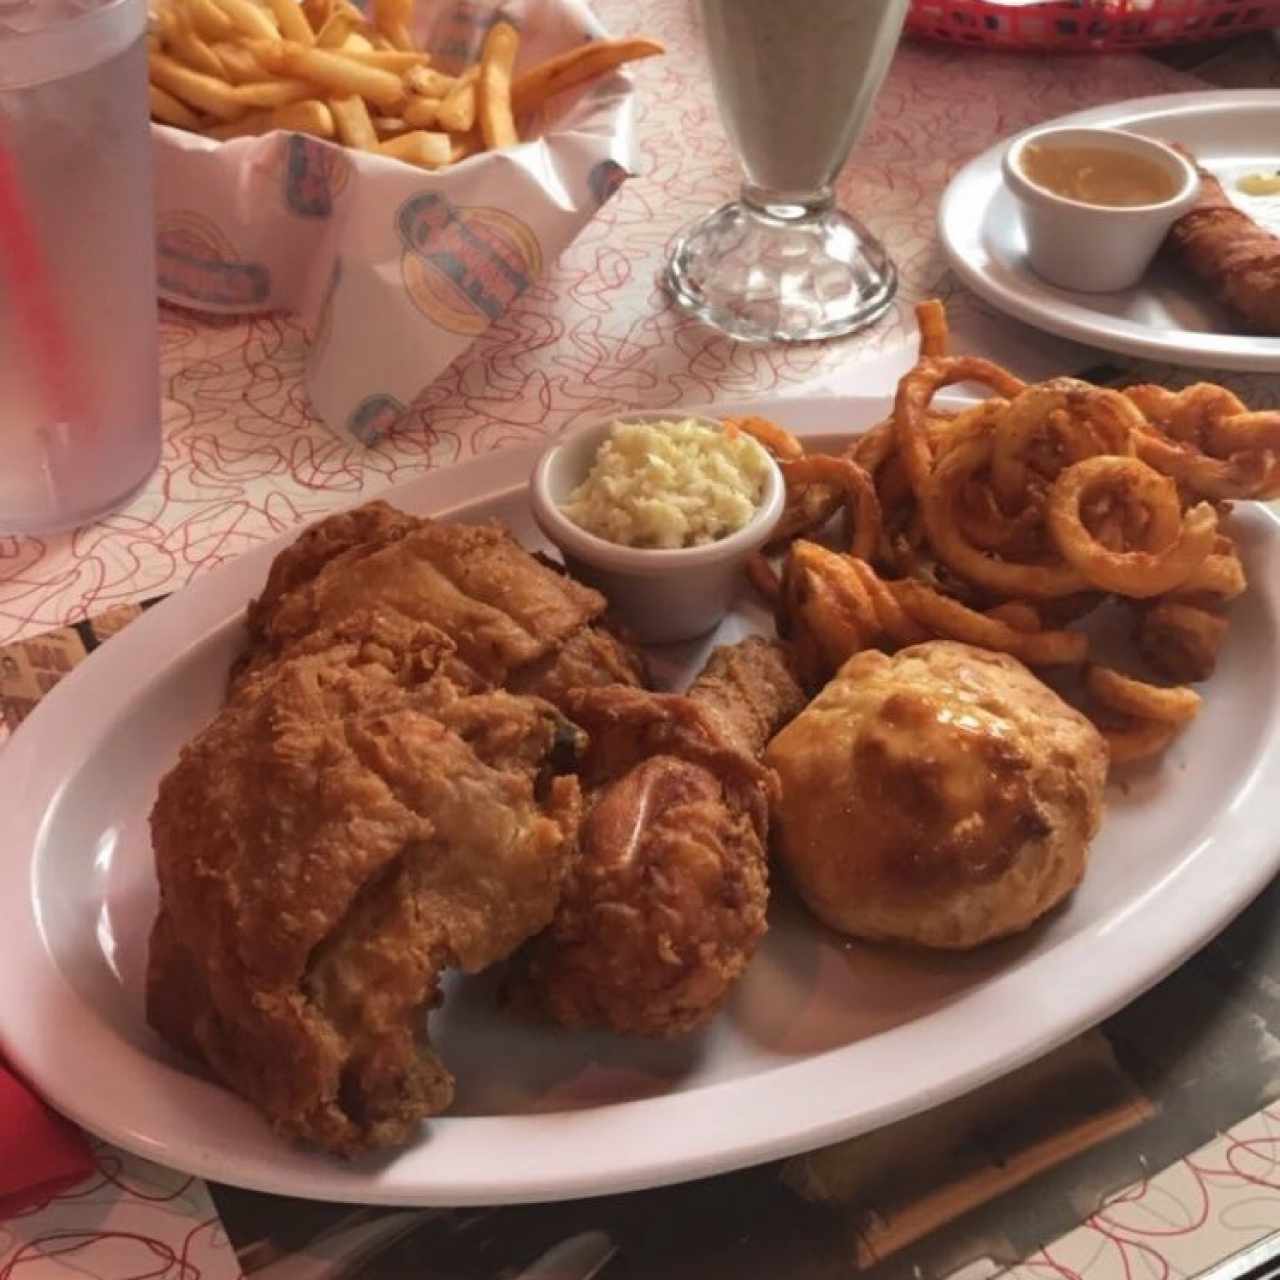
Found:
<box><xmin>5</xmin><ymin>9</ymin><xmax>1280</xmax><ymax>1280</ymax></box>
<box><xmin>6</xmin><ymin>1</ymin><xmax>1278</xmax><ymax>648</ymax></box>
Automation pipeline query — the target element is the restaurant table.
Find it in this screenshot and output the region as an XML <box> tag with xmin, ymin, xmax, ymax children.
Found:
<box><xmin>4</xmin><ymin>8</ymin><xmax>1280</xmax><ymax>1279</ymax></box>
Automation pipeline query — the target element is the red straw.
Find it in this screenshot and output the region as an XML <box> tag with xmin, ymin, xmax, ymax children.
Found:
<box><xmin>0</xmin><ymin>126</ymin><xmax>90</xmax><ymax>432</ymax></box>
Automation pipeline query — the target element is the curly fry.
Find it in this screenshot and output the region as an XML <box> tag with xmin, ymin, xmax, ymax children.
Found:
<box><xmin>724</xmin><ymin>415</ymin><xmax>805</xmax><ymax>461</ymax></box>
<box><xmin>889</xmin><ymin>578</ymin><xmax>1087</xmax><ymax>666</ymax></box>
<box><xmin>923</xmin><ymin>435</ymin><xmax>1089</xmax><ymax>599</ymax></box>
<box><xmin>777</xmin><ymin>540</ymin><xmax>882</xmax><ymax>689</ymax></box>
<box><xmin>1085</xmin><ymin>664</ymin><xmax>1201</xmax><ymax>766</ymax></box>
<box><xmin>780</xmin><ymin>455</ymin><xmax>882</xmax><ymax>561</ymax></box>
<box><xmin>916</xmin><ymin>298</ymin><xmax>950</xmax><ymax>358</ymax></box>
<box><xmin>1137</xmin><ymin>600</ymin><xmax>1229</xmax><ymax>683</ymax></box>
<box><xmin>729</xmin><ymin>416</ymin><xmax>845</xmax><ymax>548</ymax></box>
<box><xmin>984</xmin><ymin>602</ymin><xmax>1040</xmax><ymax>633</ymax></box>
<box><xmin>988</xmin><ymin>378</ymin><xmax>1140</xmax><ymax>511</ymax></box>
<box><xmin>1097</xmin><ymin>718</ymin><xmax>1181</xmax><ymax>766</ymax></box>
<box><xmin>894</xmin><ymin>355</ymin><xmax>1027</xmax><ymax>493</ymax></box>
<box><xmin>1046</xmin><ymin>456</ymin><xmax>1217</xmax><ymax>598</ymax></box>
<box><xmin>848</xmin><ymin>419</ymin><xmax>897</xmax><ymax>476</ymax></box>
<box><xmin>1125</xmin><ymin>383</ymin><xmax>1280</xmax><ymax>500</ymax></box>
<box><xmin>849</xmin><ymin>557</ymin><xmax>928</xmax><ymax>646</ymax></box>
<box><xmin>1171</xmin><ymin>536</ymin><xmax>1247</xmax><ymax>603</ymax></box>
<box><xmin>1086</xmin><ymin>665</ymin><xmax>1202</xmax><ymax>724</ymax></box>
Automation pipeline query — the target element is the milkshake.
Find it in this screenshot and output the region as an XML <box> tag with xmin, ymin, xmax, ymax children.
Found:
<box><xmin>700</xmin><ymin>0</ymin><xmax>910</xmax><ymax>205</ymax></box>
<box><xmin>665</xmin><ymin>0</ymin><xmax>908</xmax><ymax>343</ymax></box>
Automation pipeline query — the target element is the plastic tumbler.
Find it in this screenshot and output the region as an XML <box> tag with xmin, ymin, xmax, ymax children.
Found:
<box><xmin>0</xmin><ymin>0</ymin><xmax>160</xmax><ymax>535</ymax></box>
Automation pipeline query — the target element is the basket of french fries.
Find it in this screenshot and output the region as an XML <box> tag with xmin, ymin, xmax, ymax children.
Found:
<box><xmin>148</xmin><ymin>0</ymin><xmax>662</xmax><ymax>442</ymax></box>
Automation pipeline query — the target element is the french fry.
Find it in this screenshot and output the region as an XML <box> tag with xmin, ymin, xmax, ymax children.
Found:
<box><xmin>150</xmin><ymin>82</ymin><xmax>203</xmax><ymax>128</ymax></box>
<box><xmin>208</xmin><ymin>0</ymin><xmax>278</xmax><ymax>39</ymax></box>
<box><xmin>272</xmin><ymin>98</ymin><xmax>336</xmax><ymax>135</ymax></box>
<box><xmin>511</xmin><ymin>37</ymin><xmax>664</xmax><ymax>116</ymax></box>
<box><xmin>377</xmin><ymin>129</ymin><xmax>451</xmax><ymax>168</ymax></box>
<box><xmin>149</xmin><ymin>0</ymin><xmax>666</xmax><ymax>173</ymax></box>
<box><xmin>436</xmin><ymin>63</ymin><xmax>478</xmax><ymax>132</ymax></box>
<box><xmin>300</xmin><ymin>0</ymin><xmax>330</xmax><ymax>34</ymax></box>
<box><xmin>168</xmin><ymin>13</ymin><xmax>226</xmax><ymax>77</ymax></box>
<box><xmin>211</xmin><ymin>40</ymin><xmax>264</xmax><ymax>82</ymax></box>
<box><xmin>372</xmin><ymin>0</ymin><xmax>413</xmax><ymax>50</ymax></box>
<box><xmin>401</xmin><ymin>94</ymin><xmax>439</xmax><ymax>128</ymax></box>
<box><xmin>338</xmin><ymin>47</ymin><xmax>427</xmax><ymax>70</ymax></box>
<box><xmin>314</xmin><ymin>9</ymin><xmax>353</xmax><ymax>46</ymax></box>
<box><xmin>275</xmin><ymin>41</ymin><xmax>405</xmax><ymax>108</ymax></box>
<box><xmin>187</xmin><ymin>0</ymin><xmax>235</xmax><ymax>40</ymax></box>
<box><xmin>149</xmin><ymin>50</ymin><xmax>246</xmax><ymax>119</ymax></box>
<box><xmin>450</xmin><ymin>128</ymin><xmax>480</xmax><ymax>163</ymax></box>
<box><xmin>205</xmin><ymin>98</ymin><xmax>334</xmax><ymax>139</ymax></box>
<box><xmin>477</xmin><ymin>21</ymin><xmax>518</xmax><ymax>150</ymax></box>
<box><xmin>404</xmin><ymin>65</ymin><xmax>457</xmax><ymax>97</ymax></box>
<box><xmin>232</xmin><ymin>77</ymin><xmax>314</xmax><ymax>107</ymax></box>
<box><xmin>149</xmin><ymin>2</ymin><xmax>177</xmax><ymax>41</ymax></box>
<box><xmin>204</xmin><ymin>109</ymin><xmax>271</xmax><ymax>139</ymax></box>
<box><xmin>328</xmin><ymin>92</ymin><xmax>379</xmax><ymax>149</ymax></box>
<box><xmin>264</xmin><ymin>0</ymin><xmax>314</xmax><ymax>45</ymax></box>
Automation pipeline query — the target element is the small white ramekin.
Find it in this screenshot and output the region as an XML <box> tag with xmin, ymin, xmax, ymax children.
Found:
<box><xmin>1003</xmin><ymin>126</ymin><xmax>1200</xmax><ymax>293</ymax></box>
<box><xmin>529</xmin><ymin>411</ymin><xmax>785</xmax><ymax>645</ymax></box>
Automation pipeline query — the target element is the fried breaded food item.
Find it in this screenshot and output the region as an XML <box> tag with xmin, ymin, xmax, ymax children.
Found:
<box><xmin>1167</xmin><ymin>156</ymin><xmax>1280</xmax><ymax>335</ymax></box>
<box><xmin>765</xmin><ymin>641</ymin><xmax>1106</xmax><ymax>950</ymax></box>
<box><xmin>237</xmin><ymin>502</ymin><xmax>647</xmax><ymax>703</ymax></box>
<box><xmin>508</xmin><ymin>638</ymin><xmax>805</xmax><ymax>1036</ymax></box>
<box><xmin>147</xmin><ymin>626</ymin><xmax>583</xmax><ymax>1155</ymax></box>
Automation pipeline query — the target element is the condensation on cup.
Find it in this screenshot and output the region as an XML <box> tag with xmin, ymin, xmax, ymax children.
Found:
<box><xmin>0</xmin><ymin>0</ymin><xmax>160</xmax><ymax>535</ymax></box>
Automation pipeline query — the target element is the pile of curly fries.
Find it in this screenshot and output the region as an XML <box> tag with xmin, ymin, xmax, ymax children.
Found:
<box><xmin>733</xmin><ymin>299</ymin><xmax>1279</xmax><ymax>769</ymax></box>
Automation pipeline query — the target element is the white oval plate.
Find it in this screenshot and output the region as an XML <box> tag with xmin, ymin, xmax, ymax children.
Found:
<box><xmin>939</xmin><ymin>90</ymin><xmax>1280</xmax><ymax>372</ymax></box>
<box><xmin>2</xmin><ymin>393</ymin><xmax>1279</xmax><ymax>1206</ymax></box>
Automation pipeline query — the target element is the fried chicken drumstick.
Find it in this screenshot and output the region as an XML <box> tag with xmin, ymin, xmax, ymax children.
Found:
<box><xmin>507</xmin><ymin>637</ymin><xmax>805</xmax><ymax>1037</ymax></box>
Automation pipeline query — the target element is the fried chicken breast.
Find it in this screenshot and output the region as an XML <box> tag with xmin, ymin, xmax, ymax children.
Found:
<box><xmin>765</xmin><ymin>641</ymin><xmax>1107</xmax><ymax>950</ymax></box>
<box><xmin>237</xmin><ymin>502</ymin><xmax>647</xmax><ymax>703</ymax></box>
<box><xmin>508</xmin><ymin>638</ymin><xmax>805</xmax><ymax>1036</ymax></box>
<box><xmin>148</xmin><ymin>626</ymin><xmax>583</xmax><ymax>1155</ymax></box>
<box><xmin>146</xmin><ymin>502</ymin><xmax>650</xmax><ymax>1155</ymax></box>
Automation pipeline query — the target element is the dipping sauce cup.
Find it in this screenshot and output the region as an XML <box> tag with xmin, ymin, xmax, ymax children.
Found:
<box><xmin>1003</xmin><ymin>126</ymin><xmax>1199</xmax><ymax>293</ymax></box>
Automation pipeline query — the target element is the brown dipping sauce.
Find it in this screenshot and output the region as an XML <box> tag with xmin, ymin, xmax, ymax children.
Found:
<box><xmin>1020</xmin><ymin>143</ymin><xmax>1180</xmax><ymax>207</ymax></box>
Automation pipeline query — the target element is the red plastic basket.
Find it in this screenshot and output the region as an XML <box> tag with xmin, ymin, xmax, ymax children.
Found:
<box><xmin>906</xmin><ymin>0</ymin><xmax>1280</xmax><ymax>50</ymax></box>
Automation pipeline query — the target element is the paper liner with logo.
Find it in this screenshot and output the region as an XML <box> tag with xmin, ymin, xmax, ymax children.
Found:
<box><xmin>151</xmin><ymin>0</ymin><xmax>637</xmax><ymax>443</ymax></box>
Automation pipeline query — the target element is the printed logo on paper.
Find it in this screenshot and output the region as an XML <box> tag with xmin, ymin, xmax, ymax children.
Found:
<box><xmin>283</xmin><ymin>135</ymin><xmax>350</xmax><ymax>219</ymax></box>
<box><xmin>396</xmin><ymin>192</ymin><xmax>542</xmax><ymax>337</ymax></box>
<box><xmin>156</xmin><ymin>211</ymin><xmax>271</xmax><ymax>309</ymax></box>
<box><xmin>347</xmin><ymin>393</ymin><xmax>407</xmax><ymax>445</ymax></box>
<box><xmin>588</xmin><ymin>159</ymin><xmax>629</xmax><ymax>208</ymax></box>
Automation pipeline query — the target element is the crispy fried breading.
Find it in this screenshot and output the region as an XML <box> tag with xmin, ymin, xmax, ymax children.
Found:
<box><xmin>148</xmin><ymin>639</ymin><xmax>583</xmax><ymax>1154</ymax></box>
<box><xmin>508</xmin><ymin>638</ymin><xmax>804</xmax><ymax>1037</ymax></box>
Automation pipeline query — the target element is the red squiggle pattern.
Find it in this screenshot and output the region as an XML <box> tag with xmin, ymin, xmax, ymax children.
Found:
<box><xmin>0</xmin><ymin>1146</ymin><xmax>237</xmax><ymax>1280</ymax></box>
<box><xmin>1008</xmin><ymin>1114</ymin><xmax>1280</xmax><ymax>1280</ymax></box>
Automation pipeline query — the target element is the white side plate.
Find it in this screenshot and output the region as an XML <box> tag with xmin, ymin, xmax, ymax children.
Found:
<box><xmin>939</xmin><ymin>91</ymin><xmax>1280</xmax><ymax>372</ymax></box>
